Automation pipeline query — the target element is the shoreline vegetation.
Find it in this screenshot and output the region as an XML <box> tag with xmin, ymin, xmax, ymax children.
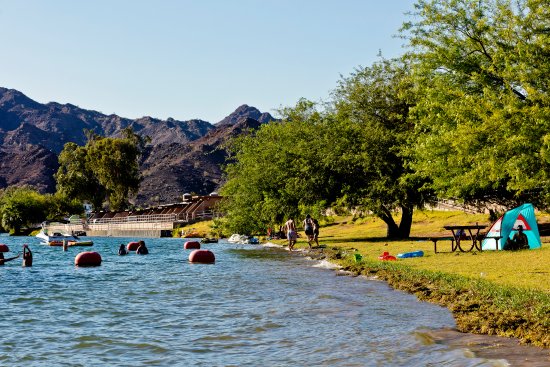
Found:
<box><xmin>181</xmin><ymin>210</ymin><xmax>550</xmax><ymax>349</ymax></box>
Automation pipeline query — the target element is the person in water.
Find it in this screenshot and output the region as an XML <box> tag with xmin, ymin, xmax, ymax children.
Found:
<box><xmin>118</xmin><ymin>244</ymin><xmax>128</xmax><ymax>256</ymax></box>
<box><xmin>0</xmin><ymin>252</ymin><xmax>20</xmax><ymax>265</ymax></box>
<box><xmin>22</xmin><ymin>245</ymin><xmax>32</xmax><ymax>267</ymax></box>
<box><xmin>136</xmin><ymin>240</ymin><xmax>149</xmax><ymax>255</ymax></box>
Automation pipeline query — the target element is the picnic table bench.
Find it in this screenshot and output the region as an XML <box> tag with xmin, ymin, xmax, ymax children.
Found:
<box><xmin>431</xmin><ymin>224</ymin><xmax>488</xmax><ymax>253</ymax></box>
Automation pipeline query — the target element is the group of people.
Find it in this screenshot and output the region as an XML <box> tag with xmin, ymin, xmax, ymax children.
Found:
<box><xmin>1</xmin><ymin>239</ymin><xmax>150</xmax><ymax>267</ymax></box>
<box><xmin>283</xmin><ymin>214</ymin><xmax>319</xmax><ymax>251</ymax></box>
<box><xmin>0</xmin><ymin>245</ymin><xmax>33</xmax><ymax>267</ymax></box>
<box><xmin>118</xmin><ymin>240</ymin><xmax>149</xmax><ymax>255</ymax></box>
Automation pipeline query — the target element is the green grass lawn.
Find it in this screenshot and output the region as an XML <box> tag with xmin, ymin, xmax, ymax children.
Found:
<box><xmin>295</xmin><ymin>210</ymin><xmax>550</xmax><ymax>294</ymax></box>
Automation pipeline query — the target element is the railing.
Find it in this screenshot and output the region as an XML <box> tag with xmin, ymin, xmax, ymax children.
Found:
<box><xmin>88</xmin><ymin>210</ymin><xmax>216</xmax><ymax>224</ymax></box>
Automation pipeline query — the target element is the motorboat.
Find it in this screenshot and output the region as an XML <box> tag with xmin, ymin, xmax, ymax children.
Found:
<box><xmin>36</xmin><ymin>230</ymin><xmax>93</xmax><ymax>247</ymax></box>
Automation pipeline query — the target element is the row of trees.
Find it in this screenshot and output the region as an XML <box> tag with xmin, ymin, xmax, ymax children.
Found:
<box><xmin>0</xmin><ymin>187</ymin><xmax>82</xmax><ymax>234</ymax></box>
<box><xmin>220</xmin><ymin>0</ymin><xmax>550</xmax><ymax>237</ymax></box>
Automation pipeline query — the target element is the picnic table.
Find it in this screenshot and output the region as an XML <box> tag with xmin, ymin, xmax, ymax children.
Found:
<box><xmin>443</xmin><ymin>224</ymin><xmax>487</xmax><ymax>252</ymax></box>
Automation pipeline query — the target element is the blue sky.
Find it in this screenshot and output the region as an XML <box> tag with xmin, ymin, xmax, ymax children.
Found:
<box><xmin>0</xmin><ymin>0</ymin><xmax>417</xmax><ymax>123</ymax></box>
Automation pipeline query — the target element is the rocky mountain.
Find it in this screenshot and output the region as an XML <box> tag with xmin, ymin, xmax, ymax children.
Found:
<box><xmin>216</xmin><ymin>104</ymin><xmax>274</xmax><ymax>126</ymax></box>
<box><xmin>0</xmin><ymin>144</ymin><xmax>58</xmax><ymax>192</ymax></box>
<box><xmin>0</xmin><ymin>87</ymin><xmax>275</xmax><ymax>206</ymax></box>
<box><xmin>137</xmin><ymin>117</ymin><xmax>263</xmax><ymax>204</ymax></box>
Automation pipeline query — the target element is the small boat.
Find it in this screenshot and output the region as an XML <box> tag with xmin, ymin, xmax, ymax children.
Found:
<box><xmin>47</xmin><ymin>240</ymin><xmax>94</xmax><ymax>247</ymax></box>
<box><xmin>37</xmin><ymin>230</ymin><xmax>79</xmax><ymax>244</ymax></box>
<box><xmin>200</xmin><ymin>238</ymin><xmax>219</xmax><ymax>244</ymax></box>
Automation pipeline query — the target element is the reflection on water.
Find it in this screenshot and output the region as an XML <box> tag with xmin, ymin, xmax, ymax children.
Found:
<box><xmin>0</xmin><ymin>237</ymin><xmax>517</xmax><ymax>366</ymax></box>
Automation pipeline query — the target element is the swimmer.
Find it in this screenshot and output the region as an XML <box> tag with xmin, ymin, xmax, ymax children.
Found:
<box><xmin>118</xmin><ymin>244</ymin><xmax>128</xmax><ymax>256</ymax></box>
<box><xmin>136</xmin><ymin>241</ymin><xmax>149</xmax><ymax>255</ymax></box>
<box><xmin>0</xmin><ymin>252</ymin><xmax>20</xmax><ymax>265</ymax></box>
<box><xmin>22</xmin><ymin>245</ymin><xmax>32</xmax><ymax>267</ymax></box>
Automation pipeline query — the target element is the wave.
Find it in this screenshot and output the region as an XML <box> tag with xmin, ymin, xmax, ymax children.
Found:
<box><xmin>311</xmin><ymin>259</ymin><xmax>342</xmax><ymax>270</ymax></box>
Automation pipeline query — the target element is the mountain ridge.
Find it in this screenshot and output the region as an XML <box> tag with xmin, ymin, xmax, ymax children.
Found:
<box><xmin>0</xmin><ymin>87</ymin><xmax>276</xmax><ymax>206</ymax></box>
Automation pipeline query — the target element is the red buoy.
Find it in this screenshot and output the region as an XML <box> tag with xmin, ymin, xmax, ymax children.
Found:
<box><xmin>0</xmin><ymin>244</ymin><xmax>9</xmax><ymax>253</ymax></box>
<box><xmin>378</xmin><ymin>251</ymin><xmax>397</xmax><ymax>261</ymax></box>
<box><xmin>75</xmin><ymin>251</ymin><xmax>102</xmax><ymax>267</ymax></box>
<box><xmin>184</xmin><ymin>241</ymin><xmax>201</xmax><ymax>250</ymax></box>
<box><xmin>188</xmin><ymin>249</ymin><xmax>215</xmax><ymax>264</ymax></box>
<box><xmin>127</xmin><ymin>242</ymin><xmax>140</xmax><ymax>251</ymax></box>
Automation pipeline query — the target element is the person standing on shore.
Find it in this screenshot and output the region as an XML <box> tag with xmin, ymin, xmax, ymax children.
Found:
<box><xmin>284</xmin><ymin>218</ymin><xmax>297</xmax><ymax>251</ymax></box>
<box><xmin>22</xmin><ymin>245</ymin><xmax>32</xmax><ymax>267</ymax></box>
<box><xmin>303</xmin><ymin>214</ymin><xmax>314</xmax><ymax>249</ymax></box>
<box><xmin>312</xmin><ymin>218</ymin><xmax>320</xmax><ymax>248</ymax></box>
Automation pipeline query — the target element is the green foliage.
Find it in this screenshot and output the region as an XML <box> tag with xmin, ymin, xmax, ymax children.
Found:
<box><xmin>0</xmin><ymin>187</ymin><xmax>46</xmax><ymax>234</ymax></box>
<box><xmin>403</xmin><ymin>0</ymin><xmax>550</xmax><ymax>208</ymax></box>
<box><xmin>0</xmin><ymin>187</ymin><xmax>82</xmax><ymax>234</ymax></box>
<box><xmin>56</xmin><ymin>142</ymin><xmax>105</xmax><ymax>209</ymax></box>
<box><xmin>220</xmin><ymin>100</ymin><xmax>330</xmax><ymax>235</ymax></box>
<box><xmin>45</xmin><ymin>193</ymin><xmax>84</xmax><ymax>221</ymax></box>
<box><xmin>55</xmin><ymin>128</ymin><xmax>144</xmax><ymax>211</ymax></box>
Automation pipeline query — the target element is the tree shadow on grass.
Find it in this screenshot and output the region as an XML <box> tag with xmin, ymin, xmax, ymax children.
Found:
<box><xmin>320</xmin><ymin>236</ymin><xmax>434</xmax><ymax>243</ymax></box>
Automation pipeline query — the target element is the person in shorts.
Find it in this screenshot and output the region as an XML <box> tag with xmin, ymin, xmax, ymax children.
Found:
<box><xmin>284</xmin><ymin>218</ymin><xmax>297</xmax><ymax>251</ymax></box>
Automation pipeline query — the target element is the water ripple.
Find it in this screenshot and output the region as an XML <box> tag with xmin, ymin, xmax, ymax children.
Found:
<box><xmin>0</xmin><ymin>237</ymin><xmax>516</xmax><ymax>366</ymax></box>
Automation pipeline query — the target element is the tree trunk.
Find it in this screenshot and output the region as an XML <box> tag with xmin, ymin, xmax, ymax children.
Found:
<box><xmin>398</xmin><ymin>205</ymin><xmax>414</xmax><ymax>238</ymax></box>
<box><xmin>378</xmin><ymin>207</ymin><xmax>400</xmax><ymax>238</ymax></box>
<box><xmin>378</xmin><ymin>205</ymin><xmax>414</xmax><ymax>239</ymax></box>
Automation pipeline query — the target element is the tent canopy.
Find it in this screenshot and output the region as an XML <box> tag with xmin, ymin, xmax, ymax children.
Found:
<box><xmin>481</xmin><ymin>203</ymin><xmax>541</xmax><ymax>250</ymax></box>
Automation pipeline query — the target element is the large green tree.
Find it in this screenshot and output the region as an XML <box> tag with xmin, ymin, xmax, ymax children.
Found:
<box><xmin>331</xmin><ymin>58</ymin><xmax>431</xmax><ymax>237</ymax></box>
<box><xmin>220</xmin><ymin>100</ymin><xmax>327</xmax><ymax>234</ymax></box>
<box><xmin>55</xmin><ymin>128</ymin><xmax>144</xmax><ymax>211</ymax></box>
<box><xmin>403</xmin><ymin>0</ymin><xmax>550</xmax><ymax>208</ymax></box>
<box><xmin>221</xmin><ymin>59</ymin><xmax>429</xmax><ymax>238</ymax></box>
<box><xmin>55</xmin><ymin>142</ymin><xmax>105</xmax><ymax>209</ymax></box>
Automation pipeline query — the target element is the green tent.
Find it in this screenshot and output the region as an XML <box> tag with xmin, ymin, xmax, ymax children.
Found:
<box><xmin>481</xmin><ymin>203</ymin><xmax>541</xmax><ymax>250</ymax></box>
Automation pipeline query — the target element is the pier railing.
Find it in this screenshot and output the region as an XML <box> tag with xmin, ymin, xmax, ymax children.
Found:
<box><xmin>89</xmin><ymin>210</ymin><xmax>216</xmax><ymax>225</ymax></box>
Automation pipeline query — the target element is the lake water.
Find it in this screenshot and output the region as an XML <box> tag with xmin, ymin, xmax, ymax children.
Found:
<box><xmin>0</xmin><ymin>236</ymin><xmax>511</xmax><ymax>366</ymax></box>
